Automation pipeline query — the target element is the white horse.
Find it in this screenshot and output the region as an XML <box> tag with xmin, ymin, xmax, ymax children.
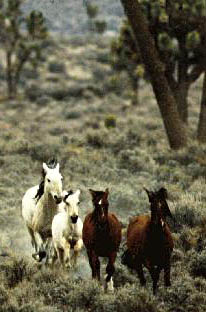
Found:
<box><xmin>22</xmin><ymin>162</ymin><xmax>63</xmax><ymax>262</ymax></box>
<box><xmin>52</xmin><ymin>189</ymin><xmax>83</xmax><ymax>268</ymax></box>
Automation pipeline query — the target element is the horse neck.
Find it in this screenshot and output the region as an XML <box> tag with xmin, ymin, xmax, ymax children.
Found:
<box><xmin>39</xmin><ymin>191</ymin><xmax>58</xmax><ymax>222</ymax></box>
<box><xmin>149</xmin><ymin>207</ymin><xmax>165</xmax><ymax>237</ymax></box>
<box><xmin>92</xmin><ymin>204</ymin><xmax>109</xmax><ymax>229</ymax></box>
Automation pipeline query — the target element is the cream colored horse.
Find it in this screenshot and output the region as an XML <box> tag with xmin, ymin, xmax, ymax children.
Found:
<box><xmin>52</xmin><ymin>190</ymin><xmax>83</xmax><ymax>268</ymax></box>
<box><xmin>22</xmin><ymin>162</ymin><xmax>63</xmax><ymax>262</ymax></box>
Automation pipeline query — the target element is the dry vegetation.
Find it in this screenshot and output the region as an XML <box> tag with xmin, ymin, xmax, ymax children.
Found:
<box><xmin>0</xmin><ymin>33</ymin><xmax>206</xmax><ymax>311</ymax></box>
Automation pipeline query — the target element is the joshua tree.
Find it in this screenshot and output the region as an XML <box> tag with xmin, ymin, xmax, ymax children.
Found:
<box><xmin>113</xmin><ymin>0</ymin><xmax>206</xmax><ymax>123</ymax></box>
<box><xmin>120</xmin><ymin>0</ymin><xmax>187</xmax><ymax>149</ymax></box>
<box><xmin>84</xmin><ymin>1</ymin><xmax>107</xmax><ymax>34</ymax></box>
<box><xmin>0</xmin><ymin>0</ymin><xmax>48</xmax><ymax>99</ymax></box>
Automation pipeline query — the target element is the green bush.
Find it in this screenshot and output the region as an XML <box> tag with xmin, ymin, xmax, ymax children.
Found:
<box><xmin>48</xmin><ymin>62</ymin><xmax>66</xmax><ymax>74</ymax></box>
<box><xmin>104</xmin><ymin>115</ymin><xmax>116</xmax><ymax>128</ymax></box>
<box><xmin>190</xmin><ymin>250</ymin><xmax>206</xmax><ymax>278</ymax></box>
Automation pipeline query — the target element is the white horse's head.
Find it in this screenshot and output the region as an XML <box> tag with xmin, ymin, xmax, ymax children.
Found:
<box><xmin>63</xmin><ymin>189</ymin><xmax>81</xmax><ymax>224</ymax></box>
<box><xmin>43</xmin><ymin>162</ymin><xmax>63</xmax><ymax>204</ymax></box>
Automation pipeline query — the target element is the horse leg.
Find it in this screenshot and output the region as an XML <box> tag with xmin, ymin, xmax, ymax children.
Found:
<box><xmin>51</xmin><ymin>246</ymin><xmax>58</xmax><ymax>267</ymax></box>
<box><xmin>44</xmin><ymin>237</ymin><xmax>53</xmax><ymax>265</ymax></box>
<box><xmin>27</xmin><ymin>226</ymin><xmax>38</xmax><ymax>253</ymax></box>
<box><xmin>56</xmin><ymin>247</ymin><xmax>64</xmax><ymax>267</ymax></box>
<box><xmin>136</xmin><ymin>263</ymin><xmax>146</xmax><ymax>286</ymax></box>
<box><xmin>164</xmin><ymin>259</ymin><xmax>171</xmax><ymax>287</ymax></box>
<box><xmin>63</xmin><ymin>239</ymin><xmax>71</xmax><ymax>268</ymax></box>
<box><xmin>104</xmin><ymin>251</ymin><xmax>117</xmax><ymax>292</ymax></box>
<box><xmin>149</xmin><ymin>266</ymin><xmax>161</xmax><ymax>295</ymax></box>
<box><xmin>87</xmin><ymin>250</ymin><xmax>100</xmax><ymax>280</ymax></box>
<box><xmin>72</xmin><ymin>239</ymin><xmax>83</xmax><ymax>267</ymax></box>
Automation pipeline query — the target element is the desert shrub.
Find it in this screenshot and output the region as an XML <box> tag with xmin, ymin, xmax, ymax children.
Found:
<box><xmin>0</xmin><ymin>258</ymin><xmax>35</xmax><ymax>288</ymax></box>
<box><xmin>49</xmin><ymin>128</ymin><xmax>66</xmax><ymax>136</ymax></box>
<box><xmin>14</xmin><ymin>139</ymin><xmax>30</xmax><ymax>155</ymax></box>
<box><xmin>119</xmin><ymin>148</ymin><xmax>157</xmax><ymax>174</ymax></box>
<box><xmin>29</xmin><ymin>143</ymin><xmax>60</xmax><ymax>162</ymax></box>
<box><xmin>0</xmin><ymin>285</ymin><xmax>8</xmax><ymax>305</ymax></box>
<box><xmin>161</xmin><ymin>274</ymin><xmax>206</xmax><ymax>312</ymax></box>
<box><xmin>36</xmin><ymin>95</ymin><xmax>50</xmax><ymax>106</ymax></box>
<box><xmin>173</xmin><ymin>193</ymin><xmax>204</xmax><ymax>231</ymax></box>
<box><xmin>47</xmin><ymin>88</ymin><xmax>69</xmax><ymax>101</ymax></box>
<box><xmin>95</xmin><ymin>20</ymin><xmax>107</xmax><ymax>34</ymax></box>
<box><xmin>65</xmin><ymin>111</ymin><xmax>81</xmax><ymax>120</ymax></box>
<box><xmin>104</xmin><ymin>115</ymin><xmax>116</xmax><ymax>128</ymax></box>
<box><xmin>66</xmin><ymin>280</ymin><xmax>101</xmax><ymax>310</ymax></box>
<box><xmin>25</xmin><ymin>85</ymin><xmax>43</xmax><ymax>102</ymax></box>
<box><xmin>95</xmin><ymin>285</ymin><xmax>161</xmax><ymax>312</ymax></box>
<box><xmin>47</xmin><ymin>86</ymin><xmax>84</xmax><ymax>100</ymax></box>
<box><xmin>178</xmin><ymin>227</ymin><xmax>199</xmax><ymax>251</ymax></box>
<box><xmin>107</xmin><ymin>129</ymin><xmax>141</xmax><ymax>154</ymax></box>
<box><xmin>106</xmin><ymin>75</ymin><xmax>123</xmax><ymax>94</ymax></box>
<box><xmin>86</xmin><ymin>130</ymin><xmax>108</xmax><ymax>149</ymax></box>
<box><xmin>189</xmin><ymin>250</ymin><xmax>206</xmax><ymax>278</ymax></box>
<box><xmin>22</xmin><ymin>68</ymin><xmax>39</xmax><ymax>80</ymax></box>
<box><xmin>48</xmin><ymin>62</ymin><xmax>66</xmax><ymax>74</ymax></box>
<box><xmin>113</xmin><ymin>265</ymin><xmax>138</xmax><ymax>288</ymax></box>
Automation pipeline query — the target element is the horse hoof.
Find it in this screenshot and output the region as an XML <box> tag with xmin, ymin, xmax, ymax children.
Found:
<box><xmin>32</xmin><ymin>251</ymin><xmax>47</xmax><ymax>262</ymax></box>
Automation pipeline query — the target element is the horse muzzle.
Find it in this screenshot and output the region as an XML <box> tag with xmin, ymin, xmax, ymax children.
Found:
<box><xmin>71</xmin><ymin>215</ymin><xmax>78</xmax><ymax>224</ymax></box>
<box><xmin>54</xmin><ymin>195</ymin><xmax>62</xmax><ymax>204</ymax></box>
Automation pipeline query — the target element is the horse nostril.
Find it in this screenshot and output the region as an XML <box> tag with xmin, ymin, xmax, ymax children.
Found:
<box><xmin>71</xmin><ymin>215</ymin><xmax>78</xmax><ymax>224</ymax></box>
<box><xmin>54</xmin><ymin>195</ymin><xmax>62</xmax><ymax>204</ymax></box>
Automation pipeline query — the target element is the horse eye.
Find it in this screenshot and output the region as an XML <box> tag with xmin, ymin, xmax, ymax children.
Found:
<box><xmin>47</xmin><ymin>179</ymin><xmax>51</xmax><ymax>183</ymax></box>
<box><xmin>78</xmin><ymin>201</ymin><xmax>80</xmax><ymax>205</ymax></box>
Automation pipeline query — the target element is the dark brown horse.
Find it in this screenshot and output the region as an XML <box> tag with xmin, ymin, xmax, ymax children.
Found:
<box><xmin>122</xmin><ymin>187</ymin><xmax>174</xmax><ymax>294</ymax></box>
<box><xmin>83</xmin><ymin>188</ymin><xmax>122</xmax><ymax>291</ymax></box>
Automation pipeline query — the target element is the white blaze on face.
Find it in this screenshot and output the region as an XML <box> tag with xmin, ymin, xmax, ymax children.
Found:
<box><xmin>64</xmin><ymin>190</ymin><xmax>81</xmax><ymax>217</ymax></box>
<box><xmin>43</xmin><ymin>162</ymin><xmax>63</xmax><ymax>200</ymax></box>
<box><xmin>98</xmin><ymin>199</ymin><xmax>102</xmax><ymax>205</ymax></box>
<box><xmin>161</xmin><ymin>218</ymin><xmax>165</xmax><ymax>228</ymax></box>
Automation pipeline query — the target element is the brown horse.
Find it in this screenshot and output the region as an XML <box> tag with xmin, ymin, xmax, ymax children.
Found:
<box><xmin>122</xmin><ymin>187</ymin><xmax>174</xmax><ymax>294</ymax></box>
<box><xmin>83</xmin><ymin>188</ymin><xmax>122</xmax><ymax>291</ymax></box>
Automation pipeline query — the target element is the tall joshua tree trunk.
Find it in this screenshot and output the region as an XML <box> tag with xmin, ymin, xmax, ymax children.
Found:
<box><xmin>120</xmin><ymin>0</ymin><xmax>187</xmax><ymax>149</ymax></box>
<box><xmin>197</xmin><ymin>73</ymin><xmax>206</xmax><ymax>143</ymax></box>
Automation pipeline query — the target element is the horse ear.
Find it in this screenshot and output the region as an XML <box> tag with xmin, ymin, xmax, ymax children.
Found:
<box><xmin>103</xmin><ymin>188</ymin><xmax>109</xmax><ymax>199</ymax></box>
<box><xmin>56</xmin><ymin>163</ymin><xmax>60</xmax><ymax>172</ymax></box>
<box><xmin>76</xmin><ymin>189</ymin><xmax>81</xmax><ymax>197</ymax></box>
<box><xmin>89</xmin><ymin>189</ymin><xmax>95</xmax><ymax>197</ymax></box>
<box><xmin>144</xmin><ymin>188</ymin><xmax>153</xmax><ymax>201</ymax></box>
<box><xmin>157</xmin><ymin>187</ymin><xmax>167</xmax><ymax>199</ymax></box>
<box><xmin>62</xmin><ymin>190</ymin><xmax>68</xmax><ymax>202</ymax></box>
<box><xmin>43</xmin><ymin>162</ymin><xmax>49</xmax><ymax>173</ymax></box>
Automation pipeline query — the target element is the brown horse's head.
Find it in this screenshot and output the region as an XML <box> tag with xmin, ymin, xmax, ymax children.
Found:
<box><xmin>89</xmin><ymin>188</ymin><xmax>109</xmax><ymax>224</ymax></box>
<box><xmin>156</xmin><ymin>187</ymin><xmax>174</xmax><ymax>222</ymax></box>
<box><xmin>144</xmin><ymin>188</ymin><xmax>166</xmax><ymax>227</ymax></box>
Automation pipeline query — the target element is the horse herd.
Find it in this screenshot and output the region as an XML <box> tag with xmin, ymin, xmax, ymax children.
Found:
<box><xmin>21</xmin><ymin>160</ymin><xmax>174</xmax><ymax>294</ymax></box>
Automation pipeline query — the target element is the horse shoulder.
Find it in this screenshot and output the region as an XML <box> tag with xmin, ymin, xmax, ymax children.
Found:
<box><xmin>76</xmin><ymin>217</ymin><xmax>83</xmax><ymax>237</ymax></box>
<box><xmin>22</xmin><ymin>185</ymin><xmax>39</xmax><ymax>224</ymax></box>
<box><xmin>52</xmin><ymin>212</ymin><xmax>68</xmax><ymax>245</ymax></box>
<box><xmin>164</xmin><ymin>223</ymin><xmax>174</xmax><ymax>250</ymax></box>
<box><xmin>108</xmin><ymin>213</ymin><xmax>121</xmax><ymax>224</ymax></box>
<box><xmin>127</xmin><ymin>215</ymin><xmax>150</xmax><ymax>252</ymax></box>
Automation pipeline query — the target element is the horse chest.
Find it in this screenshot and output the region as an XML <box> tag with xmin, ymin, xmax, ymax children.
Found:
<box><xmin>33</xmin><ymin>197</ymin><xmax>57</xmax><ymax>232</ymax></box>
<box><xmin>93</xmin><ymin>226</ymin><xmax>115</xmax><ymax>255</ymax></box>
<box><xmin>64</xmin><ymin>226</ymin><xmax>79</xmax><ymax>248</ymax></box>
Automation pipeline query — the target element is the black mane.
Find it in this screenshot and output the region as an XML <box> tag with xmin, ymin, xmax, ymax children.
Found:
<box><xmin>35</xmin><ymin>157</ymin><xmax>58</xmax><ymax>202</ymax></box>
